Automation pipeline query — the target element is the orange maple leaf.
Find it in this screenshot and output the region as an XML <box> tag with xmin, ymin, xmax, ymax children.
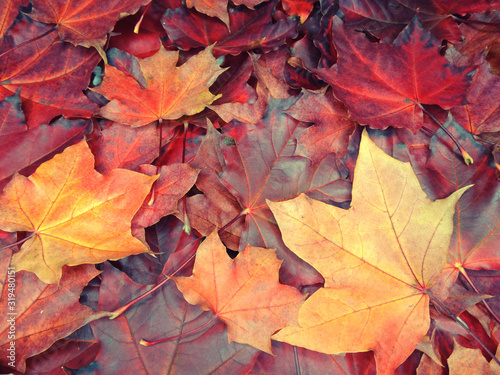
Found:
<box><xmin>92</xmin><ymin>45</ymin><xmax>225</xmax><ymax>127</ymax></box>
<box><xmin>172</xmin><ymin>230</ymin><xmax>305</xmax><ymax>354</ymax></box>
<box><xmin>268</xmin><ymin>130</ymin><xmax>470</xmax><ymax>375</ymax></box>
<box><xmin>0</xmin><ymin>140</ymin><xmax>157</xmax><ymax>284</ymax></box>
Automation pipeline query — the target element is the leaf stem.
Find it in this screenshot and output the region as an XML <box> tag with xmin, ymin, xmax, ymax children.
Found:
<box><xmin>0</xmin><ymin>233</ymin><xmax>35</xmax><ymax>252</ymax></box>
<box><xmin>109</xmin><ymin>250</ymin><xmax>197</xmax><ymax>319</ymax></box>
<box><xmin>134</xmin><ymin>2</ymin><xmax>152</xmax><ymax>34</ymax></box>
<box><xmin>293</xmin><ymin>346</ymin><xmax>301</xmax><ymax>375</ymax></box>
<box><xmin>419</xmin><ymin>105</ymin><xmax>473</xmax><ymax>165</ymax></box>
<box><xmin>427</xmin><ymin>290</ymin><xmax>500</xmax><ymax>365</ymax></box>
<box><xmin>148</xmin><ymin>120</ymin><xmax>164</xmax><ymax>206</ymax></box>
<box><xmin>458</xmin><ymin>266</ymin><xmax>500</xmax><ymax>324</ymax></box>
<box><xmin>0</xmin><ymin>26</ymin><xmax>57</xmax><ymax>59</ymax></box>
<box><xmin>452</xmin><ymin>15</ymin><xmax>500</xmax><ymax>27</ymax></box>
<box><xmin>140</xmin><ymin>315</ymin><xmax>217</xmax><ymax>346</ymax></box>
<box><xmin>182</xmin><ymin>122</ymin><xmax>191</xmax><ymax>234</ymax></box>
<box><xmin>218</xmin><ymin>208</ymin><xmax>249</xmax><ymax>235</ymax></box>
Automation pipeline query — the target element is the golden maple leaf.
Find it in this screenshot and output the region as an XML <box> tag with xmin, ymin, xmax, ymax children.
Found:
<box><xmin>0</xmin><ymin>140</ymin><xmax>156</xmax><ymax>284</ymax></box>
<box><xmin>268</xmin><ymin>130</ymin><xmax>469</xmax><ymax>375</ymax></box>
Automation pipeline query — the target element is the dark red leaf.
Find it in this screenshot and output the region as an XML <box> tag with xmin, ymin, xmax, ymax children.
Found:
<box><xmin>316</xmin><ymin>16</ymin><xmax>473</xmax><ymax>133</ymax></box>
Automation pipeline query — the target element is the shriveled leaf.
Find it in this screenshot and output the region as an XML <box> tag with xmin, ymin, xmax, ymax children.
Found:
<box><xmin>92</xmin><ymin>45</ymin><xmax>225</xmax><ymax>126</ymax></box>
<box><xmin>173</xmin><ymin>230</ymin><xmax>306</xmax><ymax>354</ymax></box>
<box><xmin>316</xmin><ymin>16</ymin><xmax>473</xmax><ymax>133</ymax></box>
<box><xmin>0</xmin><ymin>140</ymin><xmax>156</xmax><ymax>284</ymax></box>
<box><xmin>269</xmin><ymin>130</ymin><xmax>469</xmax><ymax>375</ymax></box>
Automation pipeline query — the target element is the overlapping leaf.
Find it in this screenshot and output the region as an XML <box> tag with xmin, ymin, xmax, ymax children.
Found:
<box><xmin>92</xmin><ymin>45</ymin><xmax>225</xmax><ymax>126</ymax></box>
<box><xmin>269</xmin><ymin>130</ymin><xmax>469</xmax><ymax>374</ymax></box>
<box><xmin>0</xmin><ymin>90</ymin><xmax>91</xmax><ymax>190</ymax></box>
<box><xmin>162</xmin><ymin>1</ymin><xmax>298</xmax><ymax>57</ymax></box>
<box><xmin>29</xmin><ymin>0</ymin><xmax>150</xmax><ymax>49</ymax></box>
<box><xmin>187</xmin><ymin>0</ymin><xmax>269</xmax><ymax>28</ymax></box>
<box><xmin>173</xmin><ymin>230</ymin><xmax>306</xmax><ymax>353</ymax></box>
<box><xmin>0</xmin><ymin>249</ymin><xmax>111</xmax><ymax>373</ymax></box>
<box><xmin>0</xmin><ymin>140</ymin><xmax>156</xmax><ymax>284</ymax></box>
<box><xmin>90</xmin><ymin>263</ymin><xmax>260</xmax><ymax>374</ymax></box>
<box><xmin>316</xmin><ymin>16</ymin><xmax>473</xmax><ymax>133</ymax></box>
<box><xmin>0</xmin><ymin>14</ymin><xmax>100</xmax><ymax>127</ymax></box>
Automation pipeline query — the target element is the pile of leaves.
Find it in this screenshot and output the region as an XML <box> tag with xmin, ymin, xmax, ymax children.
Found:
<box><xmin>0</xmin><ymin>0</ymin><xmax>499</xmax><ymax>374</ymax></box>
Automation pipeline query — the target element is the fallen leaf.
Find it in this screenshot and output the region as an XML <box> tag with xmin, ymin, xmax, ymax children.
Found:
<box><xmin>0</xmin><ymin>14</ymin><xmax>100</xmax><ymax>127</ymax></box>
<box><xmin>447</xmin><ymin>340</ymin><xmax>491</xmax><ymax>375</ymax></box>
<box><xmin>316</xmin><ymin>16</ymin><xmax>473</xmax><ymax>133</ymax></box>
<box><xmin>0</xmin><ymin>0</ymin><xmax>29</xmax><ymax>38</ymax></box>
<box><xmin>90</xmin><ymin>262</ymin><xmax>260</xmax><ymax>374</ymax></box>
<box><xmin>187</xmin><ymin>0</ymin><xmax>269</xmax><ymax>28</ymax></box>
<box><xmin>132</xmin><ymin>163</ymin><xmax>199</xmax><ymax>229</ymax></box>
<box><xmin>173</xmin><ymin>230</ymin><xmax>306</xmax><ymax>354</ymax></box>
<box><xmin>286</xmin><ymin>87</ymin><xmax>356</xmax><ymax>163</ymax></box>
<box><xmin>0</xmin><ymin>140</ymin><xmax>156</xmax><ymax>284</ymax></box>
<box><xmin>92</xmin><ymin>45</ymin><xmax>225</xmax><ymax>126</ymax></box>
<box><xmin>0</xmin><ymin>249</ymin><xmax>111</xmax><ymax>373</ymax></box>
<box><xmin>268</xmin><ymin>130</ymin><xmax>469</xmax><ymax>374</ymax></box>
<box><xmin>0</xmin><ymin>90</ymin><xmax>91</xmax><ymax>190</ymax></box>
<box><xmin>162</xmin><ymin>2</ymin><xmax>298</xmax><ymax>57</ymax></box>
<box><xmin>29</xmin><ymin>0</ymin><xmax>150</xmax><ymax>49</ymax></box>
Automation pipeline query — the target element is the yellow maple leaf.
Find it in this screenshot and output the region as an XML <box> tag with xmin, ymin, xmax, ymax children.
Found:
<box><xmin>268</xmin><ymin>130</ymin><xmax>469</xmax><ymax>375</ymax></box>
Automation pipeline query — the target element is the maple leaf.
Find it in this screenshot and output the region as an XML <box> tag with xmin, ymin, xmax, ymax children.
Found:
<box><xmin>0</xmin><ymin>90</ymin><xmax>91</xmax><ymax>190</ymax></box>
<box><xmin>286</xmin><ymin>88</ymin><xmax>357</xmax><ymax>163</ymax></box>
<box><xmin>28</xmin><ymin>0</ymin><xmax>150</xmax><ymax>49</ymax></box>
<box><xmin>92</xmin><ymin>45</ymin><xmax>225</xmax><ymax>127</ymax></box>
<box><xmin>0</xmin><ymin>140</ymin><xmax>156</xmax><ymax>284</ymax></box>
<box><xmin>132</xmin><ymin>163</ymin><xmax>199</xmax><ymax>229</ymax></box>
<box><xmin>91</xmin><ymin>262</ymin><xmax>260</xmax><ymax>374</ymax></box>
<box><xmin>215</xmin><ymin>92</ymin><xmax>352</xmax><ymax>287</ymax></box>
<box><xmin>316</xmin><ymin>16</ymin><xmax>473</xmax><ymax>133</ymax></box>
<box><xmin>162</xmin><ymin>2</ymin><xmax>298</xmax><ymax>57</ymax></box>
<box><xmin>187</xmin><ymin>0</ymin><xmax>269</xmax><ymax>29</ymax></box>
<box><xmin>182</xmin><ymin>119</ymin><xmax>243</xmax><ymax>250</ymax></box>
<box><xmin>173</xmin><ymin>230</ymin><xmax>306</xmax><ymax>354</ymax></box>
<box><xmin>0</xmin><ymin>14</ymin><xmax>100</xmax><ymax>127</ymax></box>
<box><xmin>450</xmin><ymin>62</ymin><xmax>500</xmax><ymax>136</ymax></box>
<box><xmin>268</xmin><ymin>130</ymin><xmax>469</xmax><ymax>375</ymax></box>
<box><xmin>340</xmin><ymin>0</ymin><xmax>414</xmax><ymax>42</ymax></box>
<box><xmin>0</xmin><ymin>0</ymin><xmax>29</xmax><ymax>38</ymax></box>
<box><xmin>0</xmin><ymin>249</ymin><xmax>111</xmax><ymax>373</ymax></box>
